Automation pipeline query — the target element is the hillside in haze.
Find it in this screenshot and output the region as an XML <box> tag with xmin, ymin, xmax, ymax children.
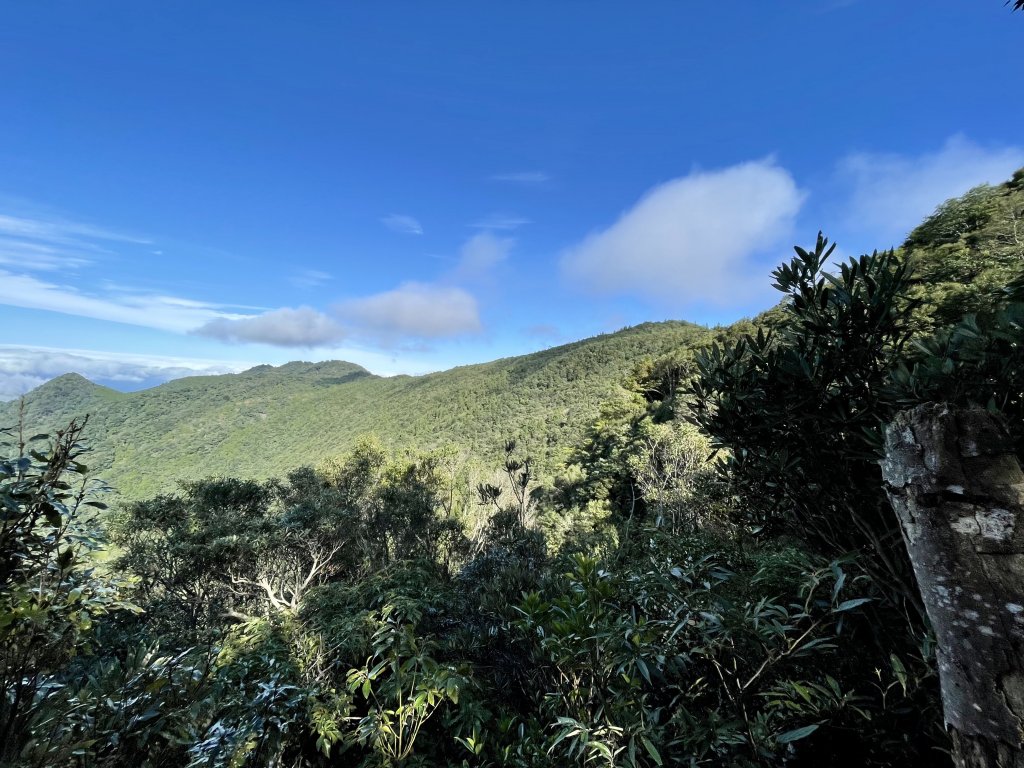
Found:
<box><xmin>3</xmin><ymin>321</ymin><xmax>715</xmax><ymax>499</ymax></box>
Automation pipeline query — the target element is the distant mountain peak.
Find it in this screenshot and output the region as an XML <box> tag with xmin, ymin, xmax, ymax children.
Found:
<box><xmin>241</xmin><ymin>360</ymin><xmax>371</xmax><ymax>377</ymax></box>
<box><xmin>39</xmin><ymin>372</ymin><xmax>100</xmax><ymax>390</ymax></box>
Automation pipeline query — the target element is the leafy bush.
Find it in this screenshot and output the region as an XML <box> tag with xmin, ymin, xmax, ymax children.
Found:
<box><xmin>691</xmin><ymin>235</ymin><xmax>920</xmax><ymax>612</ymax></box>
<box><xmin>0</xmin><ymin>419</ymin><xmax>140</xmax><ymax>764</ymax></box>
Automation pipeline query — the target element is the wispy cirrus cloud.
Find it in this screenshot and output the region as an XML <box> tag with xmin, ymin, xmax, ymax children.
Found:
<box><xmin>0</xmin><ymin>205</ymin><xmax>268</xmax><ymax>340</ymax></box>
<box><xmin>0</xmin><ymin>212</ymin><xmax>149</xmax><ymax>246</ymax></box>
<box><xmin>380</xmin><ymin>213</ymin><xmax>423</xmax><ymax>235</ymax></box>
<box><xmin>469</xmin><ymin>213</ymin><xmax>531</xmax><ymax>231</ymax></box>
<box><xmin>0</xmin><ymin>238</ymin><xmax>93</xmax><ymax>271</ymax></box>
<box><xmin>289</xmin><ymin>269</ymin><xmax>332</xmax><ymax>288</ymax></box>
<box><xmin>490</xmin><ymin>171</ymin><xmax>550</xmax><ymax>184</ymax></box>
<box><xmin>561</xmin><ymin>158</ymin><xmax>804</xmax><ymax>306</ymax></box>
<box><xmin>0</xmin><ymin>210</ymin><xmax>149</xmax><ymax>272</ymax></box>
<box><xmin>0</xmin><ymin>269</ymin><xmax>246</xmax><ymax>333</ymax></box>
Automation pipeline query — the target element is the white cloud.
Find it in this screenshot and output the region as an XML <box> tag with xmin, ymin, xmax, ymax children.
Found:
<box><xmin>0</xmin><ymin>269</ymin><xmax>245</xmax><ymax>333</ymax></box>
<box><xmin>380</xmin><ymin>213</ymin><xmax>423</xmax><ymax>235</ymax></box>
<box><xmin>0</xmin><ymin>345</ymin><xmax>249</xmax><ymax>401</ymax></box>
<box><xmin>290</xmin><ymin>269</ymin><xmax>332</xmax><ymax>288</ymax></box>
<box><xmin>0</xmin><ymin>212</ymin><xmax>149</xmax><ymax>246</ymax></box>
<box><xmin>335</xmin><ymin>282</ymin><xmax>481</xmax><ymax>344</ymax></box>
<box><xmin>839</xmin><ymin>135</ymin><xmax>1024</xmax><ymax>246</ymax></box>
<box><xmin>469</xmin><ymin>213</ymin><xmax>531</xmax><ymax>231</ymax></box>
<box><xmin>0</xmin><ymin>373</ymin><xmax>49</xmax><ymax>401</ymax></box>
<box><xmin>453</xmin><ymin>232</ymin><xmax>514</xmax><ymax>281</ymax></box>
<box><xmin>0</xmin><ymin>210</ymin><xmax>148</xmax><ymax>273</ymax></box>
<box><xmin>491</xmin><ymin>171</ymin><xmax>550</xmax><ymax>184</ymax></box>
<box><xmin>0</xmin><ymin>237</ymin><xmax>93</xmax><ymax>271</ymax></box>
<box><xmin>0</xmin><ymin>206</ymin><xmax>255</xmax><ymax>334</ymax></box>
<box><xmin>0</xmin><ymin>202</ymin><xmax>489</xmax><ymax>357</ymax></box>
<box><xmin>195</xmin><ymin>307</ymin><xmax>346</xmax><ymax>347</ymax></box>
<box><xmin>561</xmin><ymin>159</ymin><xmax>804</xmax><ymax>304</ymax></box>
<box><xmin>306</xmin><ymin>233</ymin><xmax>496</xmax><ymax>346</ymax></box>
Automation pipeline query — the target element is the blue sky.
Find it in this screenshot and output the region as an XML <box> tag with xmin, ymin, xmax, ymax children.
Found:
<box><xmin>1</xmin><ymin>1</ymin><xmax>1022</xmax><ymax>398</ymax></box>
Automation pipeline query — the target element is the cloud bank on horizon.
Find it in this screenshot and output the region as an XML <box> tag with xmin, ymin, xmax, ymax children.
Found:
<box><xmin>0</xmin><ymin>346</ymin><xmax>251</xmax><ymax>401</ymax></box>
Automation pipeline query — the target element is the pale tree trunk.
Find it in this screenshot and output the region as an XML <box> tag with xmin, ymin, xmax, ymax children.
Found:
<box><xmin>882</xmin><ymin>403</ymin><xmax>1024</xmax><ymax>768</ymax></box>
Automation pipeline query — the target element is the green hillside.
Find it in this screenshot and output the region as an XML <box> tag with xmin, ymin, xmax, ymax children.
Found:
<box><xmin>2</xmin><ymin>321</ymin><xmax>714</xmax><ymax>499</ymax></box>
<box><xmin>904</xmin><ymin>167</ymin><xmax>1024</xmax><ymax>330</ymax></box>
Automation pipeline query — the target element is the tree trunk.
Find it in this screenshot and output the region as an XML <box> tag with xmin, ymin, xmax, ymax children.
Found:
<box><xmin>882</xmin><ymin>403</ymin><xmax>1024</xmax><ymax>768</ymax></box>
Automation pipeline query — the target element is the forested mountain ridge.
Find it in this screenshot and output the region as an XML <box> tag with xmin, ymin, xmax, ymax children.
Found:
<box><xmin>3</xmin><ymin>321</ymin><xmax>714</xmax><ymax>499</ymax></box>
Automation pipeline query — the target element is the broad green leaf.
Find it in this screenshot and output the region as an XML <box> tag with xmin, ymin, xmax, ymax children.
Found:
<box><xmin>777</xmin><ymin>724</ymin><xmax>819</xmax><ymax>744</ymax></box>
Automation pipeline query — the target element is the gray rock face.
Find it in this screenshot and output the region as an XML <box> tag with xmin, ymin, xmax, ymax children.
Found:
<box><xmin>883</xmin><ymin>404</ymin><xmax>1024</xmax><ymax>768</ymax></box>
